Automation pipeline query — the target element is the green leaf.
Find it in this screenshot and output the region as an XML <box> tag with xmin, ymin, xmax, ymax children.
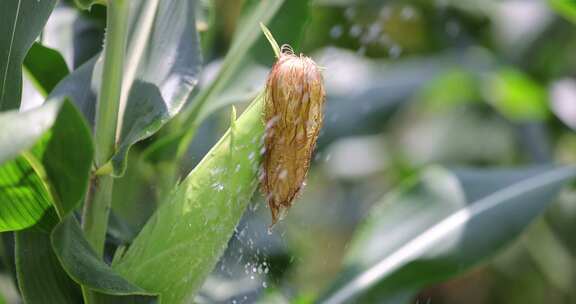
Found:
<box><xmin>191</xmin><ymin>0</ymin><xmax>284</xmax><ymax>120</ymax></box>
<box><xmin>549</xmin><ymin>0</ymin><xmax>576</xmax><ymax>23</ymax></box>
<box><xmin>49</xmin><ymin>0</ymin><xmax>202</xmax><ymax>176</ymax></box>
<box><xmin>1</xmin><ymin>102</ymin><xmax>88</xmax><ymax>303</ymax></box>
<box><xmin>0</xmin><ymin>100</ymin><xmax>61</xmax><ymax>165</ymax></box>
<box><xmin>47</xmin><ymin>57</ymin><xmax>98</xmax><ymax>127</ymax></box>
<box><xmin>41</xmin><ymin>101</ymin><xmax>93</xmax><ymax>216</ymax></box>
<box><xmin>483</xmin><ymin>68</ymin><xmax>549</xmax><ymax>122</ymax></box>
<box><xmin>320</xmin><ymin>166</ymin><xmax>576</xmax><ymax>304</ymax></box>
<box><xmin>113</xmin><ymin>96</ymin><xmax>265</xmax><ymax>303</ymax></box>
<box><xmin>0</xmin><ymin>100</ymin><xmax>93</xmax><ymax>231</ymax></box>
<box><xmin>23</xmin><ymin>43</ymin><xmax>70</xmax><ymax>96</ymax></box>
<box><xmin>419</xmin><ymin>68</ymin><xmax>479</xmax><ymax>110</ymax></box>
<box><xmin>0</xmin><ymin>101</ymin><xmax>61</xmax><ymax>232</ymax></box>
<box><xmin>523</xmin><ymin>219</ymin><xmax>574</xmax><ymax>293</ymax></box>
<box><xmin>16</xmin><ymin>223</ymin><xmax>83</xmax><ymax>304</ymax></box>
<box><xmin>0</xmin><ymin>0</ymin><xmax>57</xmax><ymax>110</ymax></box>
<box><xmin>144</xmin><ymin>0</ymin><xmax>285</xmax><ymax>164</ymax></box>
<box><xmin>249</xmin><ymin>0</ymin><xmax>310</xmax><ymax>65</ymax></box>
<box><xmin>51</xmin><ymin>215</ymin><xmax>157</xmax><ymax>302</ymax></box>
<box><xmin>0</xmin><ymin>155</ymin><xmax>57</xmax><ymax>232</ymax></box>
<box><xmin>260</xmin><ymin>23</ymin><xmax>281</xmax><ymax>58</ymax></box>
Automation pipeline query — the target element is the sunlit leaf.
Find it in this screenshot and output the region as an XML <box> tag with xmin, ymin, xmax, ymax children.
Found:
<box><xmin>113</xmin><ymin>96</ymin><xmax>265</xmax><ymax>303</ymax></box>
<box><xmin>0</xmin><ymin>99</ymin><xmax>92</xmax><ymax>231</ymax></box>
<box><xmin>419</xmin><ymin>68</ymin><xmax>479</xmax><ymax>110</ymax></box>
<box><xmin>483</xmin><ymin>68</ymin><xmax>549</xmax><ymax>122</ymax></box>
<box><xmin>1</xmin><ymin>100</ymin><xmax>87</xmax><ymax>303</ymax></box>
<box><xmin>0</xmin><ymin>100</ymin><xmax>91</xmax><ymax>232</ymax></box>
<box><xmin>549</xmin><ymin>0</ymin><xmax>576</xmax><ymax>23</ymax></box>
<box><xmin>0</xmin><ymin>155</ymin><xmax>57</xmax><ymax>232</ymax></box>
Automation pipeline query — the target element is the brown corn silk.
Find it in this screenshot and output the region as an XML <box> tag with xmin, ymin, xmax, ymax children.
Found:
<box><xmin>262</xmin><ymin>48</ymin><xmax>326</xmax><ymax>225</ymax></box>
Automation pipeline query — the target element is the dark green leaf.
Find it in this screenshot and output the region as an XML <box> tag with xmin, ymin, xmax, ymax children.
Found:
<box><xmin>0</xmin><ymin>233</ymin><xmax>17</xmax><ymax>287</ymax></box>
<box><xmin>23</xmin><ymin>43</ymin><xmax>70</xmax><ymax>96</ymax></box>
<box><xmin>41</xmin><ymin>101</ymin><xmax>93</xmax><ymax>216</ymax></box>
<box><xmin>250</xmin><ymin>0</ymin><xmax>310</xmax><ymax>65</ymax></box>
<box><xmin>16</xmin><ymin>221</ymin><xmax>82</xmax><ymax>304</ymax></box>
<box><xmin>113</xmin><ymin>98</ymin><xmax>264</xmax><ymax>303</ymax></box>
<box><xmin>51</xmin><ymin>215</ymin><xmax>157</xmax><ymax>302</ymax></box>
<box><xmin>320</xmin><ymin>166</ymin><xmax>576</xmax><ymax>304</ymax></box>
<box><xmin>0</xmin><ymin>0</ymin><xmax>57</xmax><ymax>110</ymax></box>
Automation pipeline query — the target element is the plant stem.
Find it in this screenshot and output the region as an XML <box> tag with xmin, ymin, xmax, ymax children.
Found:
<box><xmin>83</xmin><ymin>0</ymin><xmax>128</xmax><ymax>256</ymax></box>
<box><xmin>94</xmin><ymin>0</ymin><xmax>128</xmax><ymax>167</ymax></box>
<box><xmin>82</xmin><ymin>175</ymin><xmax>113</xmax><ymax>257</ymax></box>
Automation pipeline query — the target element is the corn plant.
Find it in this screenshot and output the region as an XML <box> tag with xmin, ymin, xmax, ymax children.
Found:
<box><xmin>1</xmin><ymin>1</ymin><xmax>576</xmax><ymax>304</ymax></box>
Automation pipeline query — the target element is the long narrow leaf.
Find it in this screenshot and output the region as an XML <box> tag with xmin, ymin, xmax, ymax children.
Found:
<box><xmin>113</xmin><ymin>95</ymin><xmax>265</xmax><ymax>303</ymax></box>
<box><xmin>48</xmin><ymin>0</ymin><xmax>202</xmax><ymax>176</ymax></box>
<box><xmin>16</xmin><ymin>222</ymin><xmax>82</xmax><ymax>304</ymax></box>
<box><xmin>51</xmin><ymin>215</ymin><xmax>157</xmax><ymax>303</ymax></box>
<box><xmin>143</xmin><ymin>0</ymin><xmax>285</xmax><ymax>163</ymax></box>
<box><xmin>0</xmin><ymin>0</ymin><xmax>57</xmax><ymax>110</ymax></box>
<box><xmin>320</xmin><ymin>166</ymin><xmax>576</xmax><ymax>304</ymax></box>
<box><xmin>0</xmin><ymin>100</ymin><xmax>93</xmax><ymax>230</ymax></box>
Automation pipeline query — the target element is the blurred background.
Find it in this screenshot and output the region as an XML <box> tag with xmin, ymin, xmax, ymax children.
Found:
<box><xmin>9</xmin><ymin>0</ymin><xmax>576</xmax><ymax>303</ymax></box>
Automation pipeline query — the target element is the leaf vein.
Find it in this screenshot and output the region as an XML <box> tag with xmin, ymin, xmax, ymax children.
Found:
<box><xmin>0</xmin><ymin>0</ymin><xmax>22</xmax><ymax>108</ymax></box>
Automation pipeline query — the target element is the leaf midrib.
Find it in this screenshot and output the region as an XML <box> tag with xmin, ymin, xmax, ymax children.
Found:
<box><xmin>115</xmin><ymin>0</ymin><xmax>160</xmax><ymax>141</ymax></box>
<box><xmin>323</xmin><ymin>166</ymin><xmax>576</xmax><ymax>304</ymax></box>
<box><xmin>0</xmin><ymin>0</ymin><xmax>22</xmax><ymax>109</ymax></box>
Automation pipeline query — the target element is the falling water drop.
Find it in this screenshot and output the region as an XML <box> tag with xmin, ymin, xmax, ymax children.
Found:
<box><xmin>330</xmin><ymin>25</ymin><xmax>343</xmax><ymax>39</ymax></box>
